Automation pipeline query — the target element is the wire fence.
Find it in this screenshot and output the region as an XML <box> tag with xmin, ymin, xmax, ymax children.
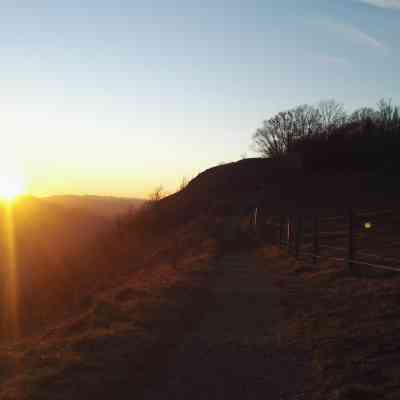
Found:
<box><xmin>256</xmin><ymin>207</ymin><xmax>400</xmax><ymax>275</ymax></box>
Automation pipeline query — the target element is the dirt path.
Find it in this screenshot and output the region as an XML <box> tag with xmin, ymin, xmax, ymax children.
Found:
<box><xmin>142</xmin><ymin>253</ymin><xmax>306</xmax><ymax>399</ymax></box>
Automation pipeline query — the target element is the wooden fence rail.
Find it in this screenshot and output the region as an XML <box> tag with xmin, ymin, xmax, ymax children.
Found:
<box><xmin>259</xmin><ymin>208</ymin><xmax>400</xmax><ymax>274</ymax></box>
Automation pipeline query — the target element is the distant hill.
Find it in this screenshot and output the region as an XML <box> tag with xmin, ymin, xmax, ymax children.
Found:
<box><xmin>0</xmin><ymin>194</ymin><xmax>144</xmax><ymax>340</ymax></box>
<box><xmin>44</xmin><ymin>195</ymin><xmax>145</xmax><ymax>219</ymax></box>
<box><xmin>0</xmin><ymin>196</ymin><xmax>110</xmax><ymax>337</ymax></box>
<box><xmin>7</xmin><ymin>196</ymin><xmax>108</xmax><ymax>254</ymax></box>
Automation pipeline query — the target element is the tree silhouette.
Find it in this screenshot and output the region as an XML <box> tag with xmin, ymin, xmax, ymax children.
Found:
<box><xmin>252</xmin><ymin>98</ymin><xmax>400</xmax><ymax>173</ymax></box>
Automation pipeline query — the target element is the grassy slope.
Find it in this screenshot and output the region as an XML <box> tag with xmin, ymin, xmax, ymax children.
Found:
<box><xmin>0</xmin><ymin>240</ymin><xmax>216</xmax><ymax>400</ymax></box>
<box><xmin>2</xmin><ymin>158</ymin><xmax>399</xmax><ymax>398</ymax></box>
<box><xmin>258</xmin><ymin>246</ymin><xmax>400</xmax><ymax>400</ymax></box>
<box><xmin>0</xmin><ymin>197</ymin><xmax>110</xmax><ymax>339</ymax></box>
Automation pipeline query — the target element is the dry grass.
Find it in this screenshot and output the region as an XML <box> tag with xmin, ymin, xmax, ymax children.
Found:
<box><xmin>0</xmin><ymin>241</ymin><xmax>217</xmax><ymax>400</ymax></box>
<box><xmin>258</xmin><ymin>246</ymin><xmax>400</xmax><ymax>399</ymax></box>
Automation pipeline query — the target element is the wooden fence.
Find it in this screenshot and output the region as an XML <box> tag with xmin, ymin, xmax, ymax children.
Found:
<box><xmin>257</xmin><ymin>208</ymin><xmax>400</xmax><ymax>274</ymax></box>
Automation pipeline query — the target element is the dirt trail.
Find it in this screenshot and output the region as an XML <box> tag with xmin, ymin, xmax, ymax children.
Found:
<box><xmin>142</xmin><ymin>253</ymin><xmax>306</xmax><ymax>399</ymax></box>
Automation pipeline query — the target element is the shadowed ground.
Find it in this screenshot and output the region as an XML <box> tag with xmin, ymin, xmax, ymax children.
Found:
<box><xmin>142</xmin><ymin>253</ymin><xmax>307</xmax><ymax>399</ymax></box>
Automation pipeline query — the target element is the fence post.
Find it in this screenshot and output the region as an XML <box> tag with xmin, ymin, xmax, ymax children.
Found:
<box><xmin>348</xmin><ymin>208</ymin><xmax>355</xmax><ymax>271</ymax></box>
<box><xmin>287</xmin><ymin>216</ymin><xmax>292</xmax><ymax>254</ymax></box>
<box><xmin>254</xmin><ymin>207</ymin><xmax>258</xmax><ymax>230</ymax></box>
<box><xmin>295</xmin><ymin>215</ymin><xmax>302</xmax><ymax>260</ymax></box>
<box><xmin>313</xmin><ymin>215</ymin><xmax>319</xmax><ymax>264</ymax></box>
<box><xmin>279</xmin><ymin>216</ymin><xmax>284</xmax><ymax>247</ymax></box>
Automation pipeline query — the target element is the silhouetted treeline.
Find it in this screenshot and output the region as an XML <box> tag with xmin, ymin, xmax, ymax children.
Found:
<box><xmin>253</xmin><ymin>99</ymin><xmax>400</xmax><ymax>173</ymax></box>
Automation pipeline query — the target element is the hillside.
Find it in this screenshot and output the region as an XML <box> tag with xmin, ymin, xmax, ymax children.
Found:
<box><xmin>0</xmin><ymin>196</ymin><xmax>110</xmax><ymax>339</ymax></box>
<box><xmin>157</xmin><ymin>157</ymin><xmax>400</xmax><ymax>230</ymax></box>
<box><xmin>0</xmin><ymin>189</ymin><xmax>217</xmax><ymax>399</ymax></box>
<box><xmin>1</xmin><ymin>158</ymin><xmax>400</xmax><ymax>399</ymax></box>
<box><xmin>44</xmin><ymin>195</ymin><xmax>144</xmax><ymax>219</ymax></box>
<box><xmin>257</xmin><ymin>247</ymin><xmax>400</xmax><ymax>399</ymax></box>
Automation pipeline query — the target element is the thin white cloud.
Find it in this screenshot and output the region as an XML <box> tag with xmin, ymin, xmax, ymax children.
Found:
<box><xmin>317</xmin><ymin>55</ymin><xmax>351</xmax><ymax>67</ymax></box>
<box><xmin>356</xmin><ymin>0</ymin><xmax>400</xmax><ymax>10</ymax></box>
<box><xmin>327</xmin><ymin>21</ymin><xmax>385</xmax><ymax>49</ymax></box>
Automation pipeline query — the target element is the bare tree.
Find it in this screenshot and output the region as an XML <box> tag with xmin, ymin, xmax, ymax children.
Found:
<box><xmin>317</xmin><ymin>99</ymin><xmax>347</xmax><ymax>133</ymax></box>
<box><xmin>148</xmin><ymin>185</ymin><xmax>164</xmax><ymax>202</ymax></box>
<box><xmin>253</xmin><ymin>110</ymin><xmax>296</xmax><ymax>157</ymax></box>
<box><xmin>253</xmin><ymin>104</ymin><xmax>322</xmax><ymax>158</ymax></box>
<box><xmin>252</xmin><ymin>98</ymin><xmax>400</xmax><ymax>174</ymax></box>
<box><xmin>179</xmin><ymin>177</ymin><xmax>189</xmax><ymax>191</ymax></box>
<box><xmin>292</xmin><ymin>104</ymin><xmax>321</xmax><ymax>137</ymax></box>
<box><xmin>377</xmin><ymin>98</ymin><xmax>400</xmax><ymax>129</ymax></box>
<box><xmin>349</xmin><ymin>107</ymin><xmax>378</xmax><ymax>123</ymax></box>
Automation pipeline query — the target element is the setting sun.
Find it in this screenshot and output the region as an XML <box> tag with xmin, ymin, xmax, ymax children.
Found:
<box><xmin>0</xmin><ymin>175</ymin><xmax>25</xmax><ymax>201</ymax></box>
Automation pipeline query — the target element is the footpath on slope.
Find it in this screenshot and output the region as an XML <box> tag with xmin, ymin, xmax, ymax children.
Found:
<box><xmin>142</xmin><ymin>253</ymin><xmax>307</xmax><ymax>399</ymax></box>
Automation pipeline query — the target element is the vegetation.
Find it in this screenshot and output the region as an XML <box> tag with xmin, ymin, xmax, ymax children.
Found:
<box><xmin>0</xmin><ymin>191</ymin><xmax>218</xmax><ymax>399</ymax></box>
<box><xmin>2</xmin><ymin>118</ymin><xmax>400</xmax><ymax>398</ymax></box>
<box><xmin>253</xmin><ymin>99</ymin><xmax>400</xmax><ymax>173</ymax></box>
<box><xmin>258</xmin><ymin>246</ymin><xmax>400</xmax><ymax>399</ymax></box>
<box><xmin>0</xmin><ymin>247</ymin><xmax>215</xmax><ymax>400</ymax></box>
<box><xmin>0</xmin><ymin>184</ymin><xmax>218</xmax><ymax>342</ymax></box>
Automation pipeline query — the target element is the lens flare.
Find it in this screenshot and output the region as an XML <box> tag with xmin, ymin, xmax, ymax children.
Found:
<box><xmin>1</xmin><ymin>202</ymin><xmax>20</xmax><ymax>341</ymax></box>
<box><xmin>0</xmin><ymin>175</ymin><xmax>25</xmax><ymax>201</ymax></box>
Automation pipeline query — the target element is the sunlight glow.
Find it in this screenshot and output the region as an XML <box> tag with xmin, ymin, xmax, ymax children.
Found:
<box><xmin>2</xmin><ymin>202</ymin><xmax>20</xmax><ymax>341</ymax></box>
<box><xmin>0</xmin><ymin>175</ymin><xmax>25</xmax><ymax>201</ymax></box>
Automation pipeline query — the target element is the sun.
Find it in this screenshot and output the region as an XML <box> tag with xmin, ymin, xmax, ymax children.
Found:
<box><xmin>0</xmin><ymin>175</ymin><xmax>25</xmax><ymax>201</ymax></box>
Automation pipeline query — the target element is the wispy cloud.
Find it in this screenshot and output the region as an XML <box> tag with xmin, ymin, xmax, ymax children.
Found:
<box><xmin>327</xmin><ymin>21</ymin><xmax>385</xmax><ymax>50</ymax></box>
<box><xmin>356</xmin><ymin>0</ymin><xmax>400</xmax><ymax>10</ymax></box>
<box><xmin>317</xmin><ymin>55</ymin><xmax>351</xmax><ymax>67</ymax></box>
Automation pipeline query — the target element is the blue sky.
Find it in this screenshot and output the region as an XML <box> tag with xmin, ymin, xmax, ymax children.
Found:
<box><xmin>1</xmin><ymin>0</ymin><xmax>399</xmax><ymax>197</ymax></box>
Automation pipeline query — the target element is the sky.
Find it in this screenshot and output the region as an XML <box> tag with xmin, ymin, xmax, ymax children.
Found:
<box><xmin>1</xmin><ymin>0</ymin><xmax>399</xmax><ymax>198</ymax></box>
